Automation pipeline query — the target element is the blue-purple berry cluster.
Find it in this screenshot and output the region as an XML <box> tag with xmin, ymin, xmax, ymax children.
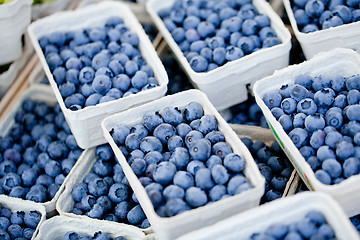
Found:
<box><xmin>291</xmin><ymin>0</ymin><xmax>360</xmax><ymax>33</ymax></box>
<box><xmin>0</xmin><ymin>99</ymin><xmax>82</xmax><ymax>202</ymax></box>
<box><xmin>158</xmin><ymin>0</ymin><xmax>281</xmax><ymax>72</ymax></box>
<box><xmin>163</xmin><ymin>53</ymin><xmax>193</xmax><ymax>95</ymax></box>
<box><xmin>63</xmin><ymin>231</ymin><xmax>127</xmax><ymax>240</ymax></box>
<box><xmin>228</xmin><ymin>93</ymin><xmax>268</xmax><ymax>128</ymax></box>
<box><xmin>250</xmin><ymin>210</ymin><xmax>336</xmax><ymax>239</ymax></box>
<box><xmin>263</xmin><ymin>74</ymin><xmax>360</xmax><ymax>185</ymax></box>
<box><xmin>71</xmin><ymin>145</ymin><xmax>149</xmax><ymax>229</ymax></box>
<box><xmin>241</xmin><ymin>138</ymin><xmax>293</xmax><ymax>203</ymax></box>
<box><xmin>39</xmin><ymin>16</ymin><xmax>159</xmax><ymax>111</ymax></box>
<box><xmin>0</xmin><ymin>206</ymin><xmax>41</xmax><ymax>240</ymax></box>
<box><xmin>110</xmin><ymin>101</ymin><xmax>253</xmax><ymax>218</ymax></box>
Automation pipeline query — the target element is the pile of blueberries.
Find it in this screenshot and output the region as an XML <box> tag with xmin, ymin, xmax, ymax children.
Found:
<box><xmin>162</xmin><ymin>52</ymin><xmax>194</xmax><ymax>95</ymax></box>
<box><xmin>0</xmin><ymin>99</ymin><xmax>82</xmax><ymax>202</ymax></box>
<box><xmin>158</xmin><ymin>0</ymin><xmax>282</xmax><ymax>72</ymax></box>
<box><xmin>292</xmin><ymin>0</ymin><xmax>360</xmax><ymax>33</ymax></box>
<box><xmin>39</xmin><ymin>16</ymin><xmax>159</xmax><ymax>111</ymax></box>
<box><xmin>228</xmin><ymin>93</ymin><xmax>268</xmax><ymax>128</ymax></box>
<box><xmin>263</xmin><ymin>74</ymin><xmax>360</xmax><ymax>185</ymax></box>
<box><xmin>240</xmin><ymin>138</ymin><xmax>293</xmax><ymax>203</ymax></box>
<box><xmin>71</xmin><ymin>145</ymin><xmax>149</xmax><ymax>229</ymax></box>
<box><xmin>0</xmin><ymin>206</ymin><xmax>41</xmax><ymax>239</ymax></box>
<box><xmin>250</xmin><ymin>210</ymin><xmax>337</xmax><ymax>239</ymax></box>
<box><xmin>63</xmin><ymin>231</ymin><xmax>127</xmax><ymax>240</ymax></box>
<box><xmin>110</xmin><ymin>101</ymin><xmax>253</xmax><ymax>218</ymax></box>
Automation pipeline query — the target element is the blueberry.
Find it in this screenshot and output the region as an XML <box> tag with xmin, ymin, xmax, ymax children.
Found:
<box><xmin>343</xmin><ymin>157</ymin><xmax>360</xmax><ymax>178</ymax></box>
<box><xmin>263</xmin><ymin>91</ymin><xmax>282</xmax><ymax>109</ymax></box>
<box><xmin>23</xmin><ymin>211</ymin><xmax>41</xmax><ymax>229</ymax></box>
<box><xmin>86</xmin><ymin>203</ymin><xmax>104</xmax><ymax>219</ymax></box>
<box><xmin>168</xmin><ymin>136</ymin><xmax>184</xmax><ymax>152</ymax></box>
<box><xmin>153</xmin><ymin>162</ymin><xmax>177</xmax><ymax>185</ymax></box>
<box><xmin>190</xmin><ymin>55</ymin><xmax>208</xmax><ymax>72</ymax></box>
<box><xmin>224</xmin><ymin>153</ymin><xmax>245</xmax><ymax>173</ymax></box>
<box><xmin>165</xmin><ymin>198</ymin><xmax>191</xmax><ymax>217</ymax></box>
<box><xmin>186</xmin><ymin>160</ymin><xmax>206</xmax><ymax>176</ymax></box>
<box><xmin>108</xmin><ymin>183</ymin><xmax>129</xmax><ymax>203</ymax></box>
<box><xmin>315</xmin><ymin>169</ymin><xmax>332</xmax><ymax>184</ymax></box>
<box><xmin>127</xmin><ymin>205</ymin><xmax>145</xmax><ymax>225</ymax></box>
<box><xmin>93</xmin><ymin>160</ymin><xmax>112</xmax><ymax>177</ymax></box>
<box><xmin>212</xmin><ymin>141</ymin><xmax>233</xmax><ymax>159</ymax></box>
<box><xmin>336</xmin><ymin>141</ymin><xmax>355</xmax><ymax>160</ymax></box>
<box><xmin>211</xmin><ymin>165</ymin><xmax>229</xmax><ymax>185</ymax></box>
<box><xmin>185</xmin><ymin>187</ymin><xmax>208</xmax><ymax>207</ymax></box>
<box><xmin>189</xmin><ymin>139</ymin><xmax>211</xmax><ymax>161</ymax></box>
<box><xmin>212</xmin><ymin>47</ymin><xmax>226</xmax><ymax>66</ymax></box>
<box><xmin>227</xmin><ymin>175</ymin><xmax>248</xmax><ymax>195</ymax></box>
<box><xmin>265</xmin><ymin>223</ymin><xmax>288</xmax><ymax>239</ymax></box>
<box><xmin>173</xmin><ymin>171</ymin><xmax>194</xmax><ymax>190</ymax></box>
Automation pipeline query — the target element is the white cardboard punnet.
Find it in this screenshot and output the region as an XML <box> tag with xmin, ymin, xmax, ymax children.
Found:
<box><xmin>0</xmin><ymin>85</ymin><xmax>85</xmax><ymax>216</ymax></box>
<box><xmin>0</xmin><ymin>0</ymin><xmax>32</xmax><ymax>65</ymax></box>
<box><xmin>146</xmin><ymin>0</ymin><xmax>291</xmax><ymax>111</ymax></box>
<box><xmin>31</xmin><ymin>0</ymin><xmax>71</xmax><ymax>20</ymax></box>
<box><xmin>34</xmin><ymin>215</ymin><xmax>147</xmax><ymax>240</ymax></box>
<box><xmin>28</xmin><ymin>1</ymin><xmax>168</xmax><ymax>149</ymax></box>
<box><xmin>56</xmin><ymin>148</ymin><xmax>153</xmax><ymax>235</ymax></box>
<box><xmin>253</xmin><ymin>48</ymin><xmax>360</xmax><ymax>216</ymax></box>
<box><xmin>283</xmin><ymin>0</ymin><xmax>360</xmax><ymax>59</ymax></box>
<box><xmin>102</xmin><ymin>89</ymin><xmax>265</xmax><ymax>240</ymax></box>
<box><xmin>0</xmin><ymin>195</ymin><xmax>46</xmax><ymax>240</ymax></box>
<box><xmin>175</xmin><ymin>192</ymin><xmax>360</xmax><ymax>240</ymax></box>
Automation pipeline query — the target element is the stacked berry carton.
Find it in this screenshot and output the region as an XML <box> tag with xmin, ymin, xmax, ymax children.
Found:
<box><xmin>253</xmin><ymin>48</ymin><xmax>360</xmax><ymax>216</ymax></box>
<box><xmin>0</xmin><ymin>0</ymin><xmax>32</xmax><ymax>65</ymax></box>
<box><xmin>0</xmin><ymin>85</ymin><xmax>85</xmax><ymax>215</ymax></box>
<box><xmin>0</xmin><ymin>195</ymin><xmax>46</xmax><ymax>240</ymax></box>
<box><xmin>174</xmin><ymin>192</ymin><xmax>360</xmax><ymax>240</ymax></box>
<box><xmin>283</xmin><ymin>0</ymin><xmax>360</xmax><ymax>59</ymax></box>
<box><xmin>56</xmin><ymin>147</ymin><xmax>153</xmax><ymax>235</ymax></box>
<box><xmin>34</xmin><ymin>215</ymin><xmax>150</xmax><ymax>240</ymax></box>
<box><xmin>101</xmin><ymin>89</ymin><xmax>265</xmax><ymax>240</ymax></box>
<box><xmin>27</xmin><ymin>1</ymin><xmax>169</xmax><ymax>149</ymax></box>
<box><xmin>146</xmin><ymin>0</ymin><xmax>291</xmax><ymax>111</ymax></box>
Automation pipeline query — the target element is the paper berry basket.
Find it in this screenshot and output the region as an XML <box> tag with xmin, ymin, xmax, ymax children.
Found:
<box><xmin>283</xmin><ymin>0</ymin><xmax>360</xmax><ymax>59</ymax></box>
<box><xmin>34</xmin><ymin>215</ymin><xmax>150</xmax><ymax>240</ymax></box>
<box><xmin>0</xmin><ymin>0</ymin><xmax>32</xmax><ymax>65</ymax></box>
<box><xmin>0</xmin><ymin>195</ymin><xmax>46</xmax><ymax>240</ymax></box>
<box><xmin>253</xmin><ymin>48</ymin><xmax>360</xmax><ymax>216</ymax></box>
<box><xmin>0</xmin><ymin>85</ymin><xmax>86</xmax><ymax>216</ymax></box>
<box><xmin>101</xmin><ymin>89</ymin><xmax>265</xmax><ymax>240</ymax></box>
<box><xmin>175</xmin><ymin>192</ymin><xmax>360</xmax><ymax>240</ymax></box>
<box><xmin>27</xmin><ymin>1</ymin><xmax>168</xmax><ymax>149</ymax></box>
<box><xmin>56</xmin><ymin>148</ymin><xmax>153</xmax><ymax>235</ymax></box>
<box><xmin>146</xmin><ymin>0</ymin><xmax>291</xmax><ymax>111</ymax></box>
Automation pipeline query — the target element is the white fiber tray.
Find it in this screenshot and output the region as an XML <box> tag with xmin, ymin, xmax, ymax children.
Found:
<box><xmin>283</xmin><ymin>0</ymin><xmax>360</xmax><ymax>59</ymax></box>
<box><xmin>34</xmin><ymin>215</ymin><xmax>149</xmax><ymax>240</ymax></box>
<box><xmin>253</xmin><ymin>48</ymin><xmax>360</xmax><ymax>216</ymax></box>
<box><xmin>56</xmin><ymin>148</ymin><xmax>153</xmax><ymax>235</ymax></box>
<box><xmin>102</xmin><ymin>89</ymin><xmax>265</xmax><ymax>240</ymax></box>
<box><xmin>0</xmin><ymin>0</ymin><xmax>32</xmax><ymax>65</ymax></box>
<box><xmin>0</xmin><ymin>85</ymin><xmax>86</xmax><ymax>216</ymax></box>
<box><xmin>175</xmin><ymin>192</ymin><xmax>360</xmax><ymax>240</ymax></box>
<box><xmin>28</xmin><ymin>1</ymin><xmax>168</xmax><ymax>149</ymax></box>
<box><xmin>31</xmin><ymin>0</ymin><xmax>71</xmax><ymax>20</ymax></box>
<box><xmin>146</xmin><ymin>0</ymin><xmax>291</xmax><ymax>111</ymax></box>
<box><xmin>0</xmin><ymin>195</ymin><xmax>46</xmax><ymax>240</ymax></box>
